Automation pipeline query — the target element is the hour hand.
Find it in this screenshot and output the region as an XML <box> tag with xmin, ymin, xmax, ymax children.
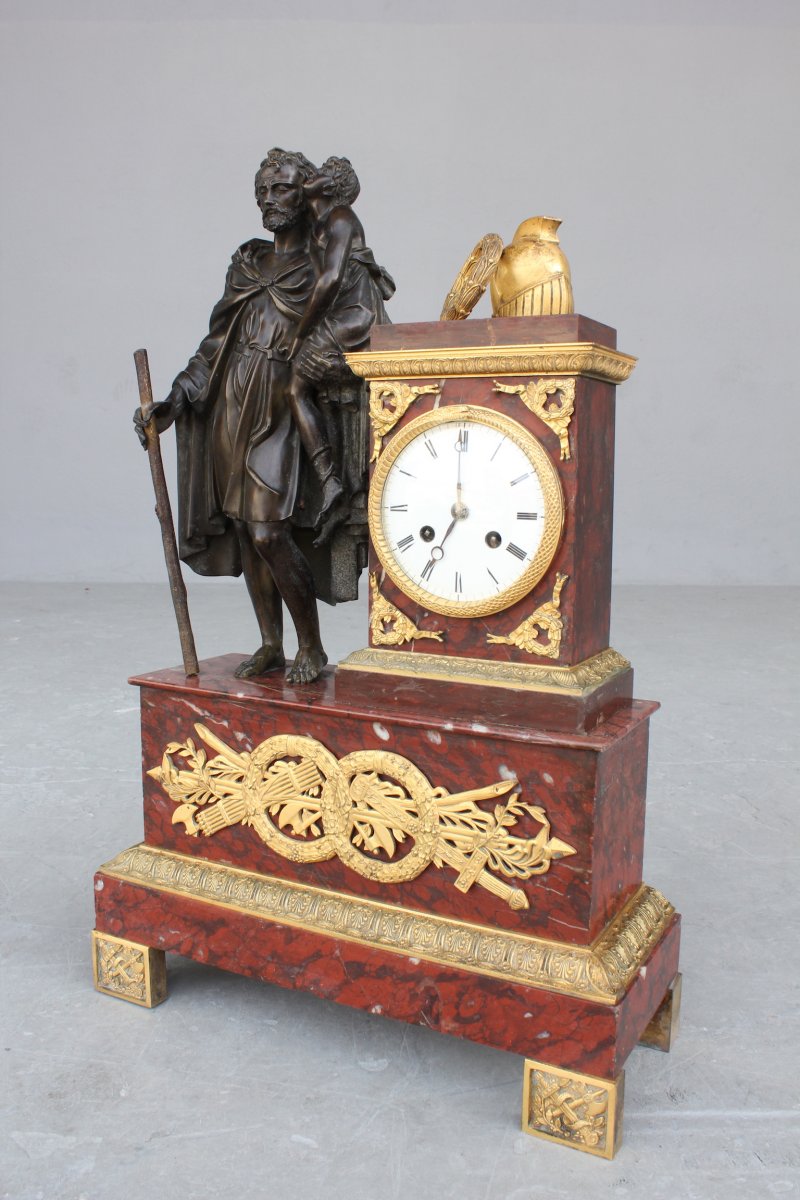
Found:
<box><xmin>437</xmin><ymin>515</ymin><xmax>458</xmax><ymax>550</ymax></box>
<box><xmin>420</xmin><ymin>515</ymin><xmax>457</xmax><ymax>584</ymax></box>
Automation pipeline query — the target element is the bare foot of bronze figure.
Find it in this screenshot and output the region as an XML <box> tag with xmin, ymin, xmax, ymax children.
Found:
<box><xmin>234</xmin><ymin>644</ymin><xmax>287</xmax><ymax>679</ymax></box>
<box><xmin>287</xmin><ymin>646</ymin><xmax>328</xmax><ymax>684</ymax></box>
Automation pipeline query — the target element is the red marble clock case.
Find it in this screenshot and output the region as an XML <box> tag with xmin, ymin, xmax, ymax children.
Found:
<box><xmin>364</xmin><ymin>316</ymin><xmax>618</xmax><ymax>669</ymax></box>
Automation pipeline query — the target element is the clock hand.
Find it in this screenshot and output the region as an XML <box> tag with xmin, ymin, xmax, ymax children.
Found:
<box><xmin>456</xmin><ymin>431</ymin><xmax>464</xmax><ymax>507</ymax></box>
<box><xmin>437</xmin><ymin>515</ymin><xmax>459</xmax><ymax>551</ymax></box>
<box><xmin>421</xmin><ymin>513</ymin><xmax>459</xmax><ymax>581</ymax></box>
<box><xmin>453</xmin><ymin>434</ymin><xmax>473</xmax><ymax>518</ymax></box>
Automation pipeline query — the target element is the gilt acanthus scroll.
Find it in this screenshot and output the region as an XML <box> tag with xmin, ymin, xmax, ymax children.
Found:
<box><xmin>149</xmin><ymin>724</ymin><xmax>576</xmax><ymax>911</ymax></box>
<box><xmin>369</xmin><ymin>573</ymin><xmax>444</xmax><ymax>646</ymax></box>
<box><xmin>369</xmin><ymin>381</ymin><xmax>440</xmax><ymax>462</ymax></box>
<box><xmin>487</xmin><ymin>574</ymin><xmax>569</xmax><ymax>659</ymax></box>
<box><xmin>494</xmin><ymin>378</ymin><xmax>576</xmax><ymax>460</ymax></box>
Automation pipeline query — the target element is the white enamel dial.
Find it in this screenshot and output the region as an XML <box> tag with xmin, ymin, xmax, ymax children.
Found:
<box><xmin>368</xmin><ymin>405</ymin><xmax>564</xmax><ymax>618</ymax></box>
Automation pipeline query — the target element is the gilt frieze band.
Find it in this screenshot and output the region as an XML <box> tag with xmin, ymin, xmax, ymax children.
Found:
<box><xmin>99</xmin><ymin>844</ymin><xmax>674</xmax><ymax>1005</ymax></box>
<box><xmin>346</xmin><ymin>342</ymin><xmax>637</xmax><ymax>384</ymax></box>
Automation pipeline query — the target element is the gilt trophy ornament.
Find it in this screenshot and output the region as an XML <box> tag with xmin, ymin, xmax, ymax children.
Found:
<box><xmin>440</xmin><ymin>216</ymin><xmax>574</xmax><ymax>322</ymax></box>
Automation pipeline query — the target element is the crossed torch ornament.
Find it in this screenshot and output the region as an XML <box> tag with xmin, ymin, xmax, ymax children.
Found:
<box><xmin>150</xmin><ymin>724</ymin><xmax>577</xmax><ymax>911</ymax></box>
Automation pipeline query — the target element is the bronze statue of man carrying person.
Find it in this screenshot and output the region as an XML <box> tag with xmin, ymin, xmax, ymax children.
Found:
<box><xmin>135</xmin><ymin>147</ymin><xmax>394</xmax><ymax>685</ymax></box>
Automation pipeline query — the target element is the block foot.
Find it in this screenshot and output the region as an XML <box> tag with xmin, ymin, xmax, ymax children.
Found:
<box><xmin>639</xmin><ymin>971</ymin><xmax>682</xmax><ymax>1052</ymax></box>
<box><xmin>522</xmin><ymin>1059</ymin><xmax>624</xmax><ymax>1159</ymax></box>
<box><xmin>92</xmin><ymin>930</ymin><xmax>167</xmax><ymax>1008</ymax></box>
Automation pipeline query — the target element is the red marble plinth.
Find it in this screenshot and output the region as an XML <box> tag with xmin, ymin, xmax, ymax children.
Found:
<box><xmin>132</xmin><ymin>655</ymin><xmax>657</xmax><ymax>946</ymax></box>
<box><xmin>93</xmin><ymin>858</ymin><xmax>681</xmax><ymax>1080</ymax></box>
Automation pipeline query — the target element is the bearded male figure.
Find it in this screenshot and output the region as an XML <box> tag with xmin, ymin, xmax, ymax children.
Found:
<box><xmin>135</xmin><ymin>148</ymin><xmax>393</xmax><ymax>683</ymax></box>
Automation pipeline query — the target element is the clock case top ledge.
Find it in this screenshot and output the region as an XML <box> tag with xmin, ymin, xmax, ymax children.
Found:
<box><xmin>364</xmin><ymin>313</ymin><xmax>619</xmax><ymax>353</ymax></box>
<box><xmin>343</xmin><ymin>314</ymin><xmax>635</xmax><ymax>732</ymax></box>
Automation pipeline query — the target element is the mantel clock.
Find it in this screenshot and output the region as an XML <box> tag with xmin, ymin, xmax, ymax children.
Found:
<box><xmin>93</xmin><ymin>297</ymin><xmax>681</xmax><ymax>1158</ymax></box>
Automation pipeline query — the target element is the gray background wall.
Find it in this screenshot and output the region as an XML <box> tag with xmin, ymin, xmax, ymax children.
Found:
<box><xmin>1</xmin><ymin>0</ymin><xmax>797</xmax><ymax>584</ymax></box>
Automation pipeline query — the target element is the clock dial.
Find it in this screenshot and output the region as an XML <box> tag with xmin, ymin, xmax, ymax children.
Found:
<box><xmin>369</xmin><ymin>405</ymin><xmax>564</xmax><ymax>617</ymax></box>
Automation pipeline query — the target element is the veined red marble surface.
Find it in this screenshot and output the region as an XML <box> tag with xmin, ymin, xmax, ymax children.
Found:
<box><xmin>361</xmin><ymin>316</ymin><xmax>628</xmax><ymax>673</ymax></box>
<box><xmin>133</xmin><ymin>656</ymin><xmax>656</xmax><ymax>946</ymax></box>
<box><xmin>368</xmin><ymin>314</ymin><xmax>618</xmax><ymax>351</ymax></box>
<box><xmin>336</xmin><ymin>660</ymin><xmax>634</xmax><ymax>735</ymax></box>
<box><xmin>366</xmin><ymin>373</ymin><xmax>617</xmax><ymax>671</ymax></box>
<box><xmin>94</xmin><ymin>869</ymin><xmax>680</xmax><ymax>1079</ymax></box>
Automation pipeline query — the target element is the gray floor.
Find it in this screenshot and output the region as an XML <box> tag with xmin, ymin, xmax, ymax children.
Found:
<box><xmin>1</xmin><ymin>583</ymin><xmax>798</xmax><ymax>1200</ymax></box>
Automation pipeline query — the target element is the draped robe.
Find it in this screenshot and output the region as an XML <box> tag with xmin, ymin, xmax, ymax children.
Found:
<box><xmin>173</xmin><ymin>239</ymin><xmax>315</xmax><ymax>577</ymax></box>
<box><xmin>171</xmin><ymin>235</ymin><xmax>391</xmax><ymax>600</ymax></box>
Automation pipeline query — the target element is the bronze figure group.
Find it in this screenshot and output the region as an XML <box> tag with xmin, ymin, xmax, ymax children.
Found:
<box><xmin>135</xmin><ymin>148</ymin><xmax>393</xmax><ymax>684</ymax></box>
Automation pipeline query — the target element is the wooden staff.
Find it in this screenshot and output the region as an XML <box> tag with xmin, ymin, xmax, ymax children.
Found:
<box><xmin>134</xmin><ymin>348</ymin><xmax>199</xmax><ymax>677</ymax></box>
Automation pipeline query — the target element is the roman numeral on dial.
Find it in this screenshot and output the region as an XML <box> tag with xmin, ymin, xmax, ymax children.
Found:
<box><xmin>396</xmin><ymin>534</ymin><xmax>414</xmax><ymax>552</ymax></box>
<box><xmin>507</xmin><ymin>543</ymin><xmax>527</xmax><ymax>560</ymax></box>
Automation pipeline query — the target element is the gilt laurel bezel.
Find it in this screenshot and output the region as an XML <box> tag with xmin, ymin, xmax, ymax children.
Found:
<box><xmin>368</xmin><ymin>404</ymin><xmax>565</xmax><ymax>618</ymax></box>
